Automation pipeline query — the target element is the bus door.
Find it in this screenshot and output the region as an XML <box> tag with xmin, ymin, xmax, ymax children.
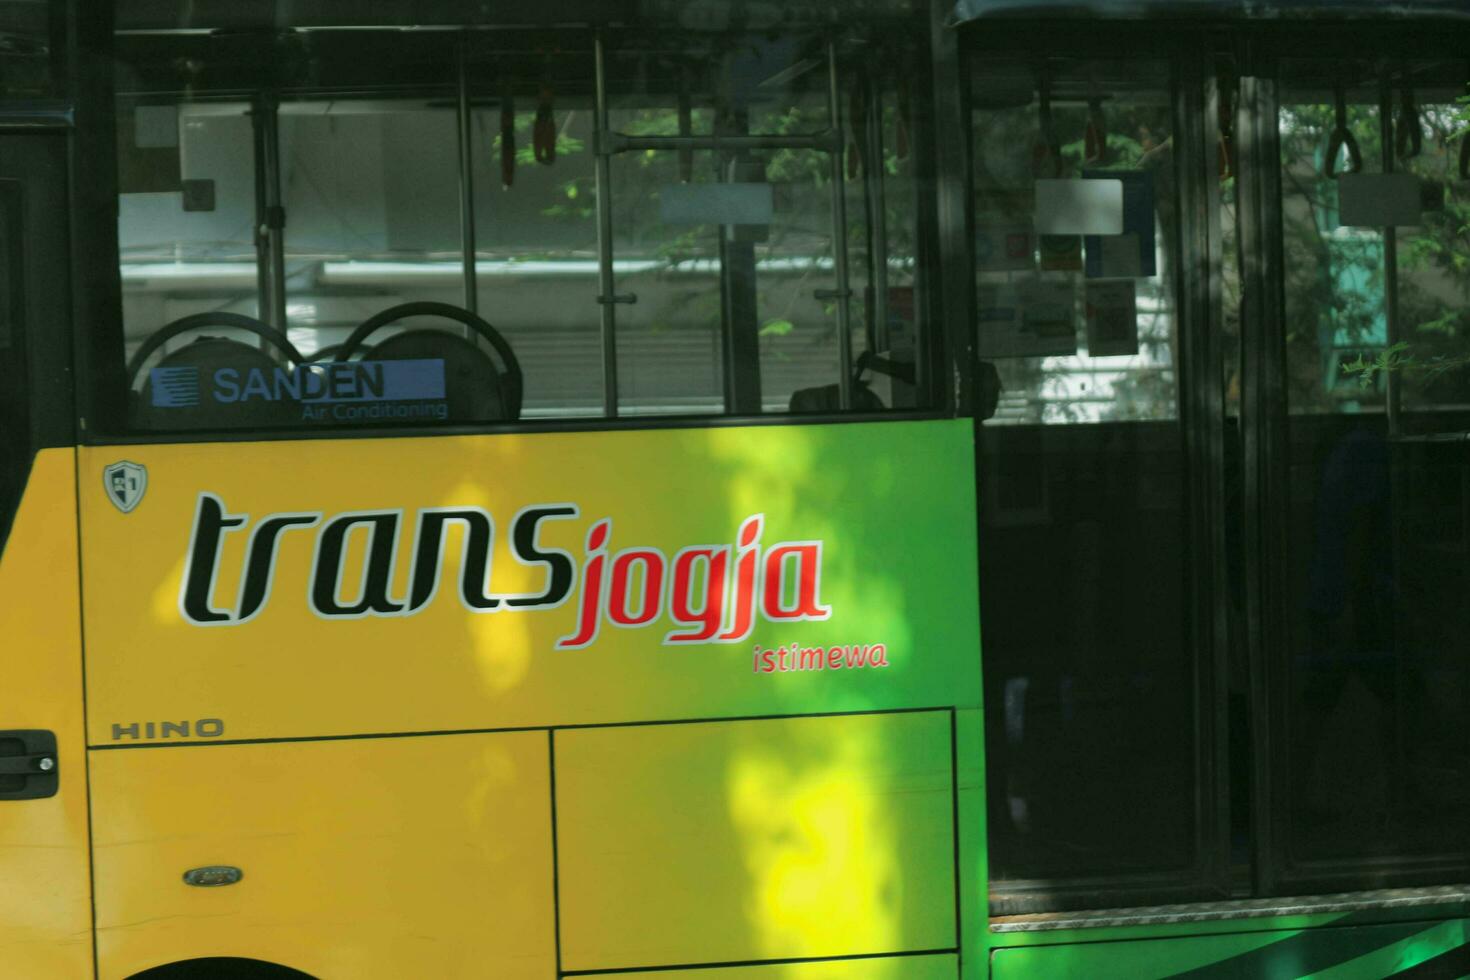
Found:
<box><xmin>0</xmin><ymin>130</ymin><xmax>92</xmax><ymax>976</ymax></box>
<box><xmin>1244</xmin><ymin>41</ymin><xmax>1470</xmax><ymax>900</ymax></box>
<box><xmin>965</xmin><ymin>6</ymin><xmax>1470</xmax><ymax>960</ymax></box>
<box><xmin>966</xmin><ymin>31</ymin><xmax>1220</xmax><ymax>913</ymax></box>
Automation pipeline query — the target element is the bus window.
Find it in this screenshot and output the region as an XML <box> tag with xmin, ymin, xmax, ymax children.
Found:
<box><xmin>276</xmin><ymin>99</ymin><xmax>462</xmax><ymax>359</ymax></box>
<box><xmin>0</xmin><ymin>0</ymin><xmax>64</xmax><ymax>99</ymax></box>
<box><xmin>971</xmin><ymin>59</ymin><xmax>1180</xmax><ymax>425</ymax></box>
<box><xmin>469</xmin><ymin>75</ymin><xmax>602</xmax><ymax>419</ymax></box>
<box><xmin>601</xmin><ymin>40</ymin><xmax>930</xmax><ymax>416</ymax></box>
<box><xmin>107</xmin><ymin>12</ymin><xmax>936</xmax><ymax>434</ymax></box>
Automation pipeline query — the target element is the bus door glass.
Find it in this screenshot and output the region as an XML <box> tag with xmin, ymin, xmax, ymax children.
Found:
<box><xmin>1268</xmin><ymin>53</ymin><xmax>1470</xmax><ymax>892</ymax></box>
<box><xmin>969</xmin><ymin>48</ymin><xmax>1209</xmax><ymax>913</ymax></box>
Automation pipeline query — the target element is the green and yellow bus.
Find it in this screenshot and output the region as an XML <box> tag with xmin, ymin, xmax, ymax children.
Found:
<box><xmin>1</xmin><ymin>1</ymin><xmax>1468</xmax><ymax>977</ymax></box>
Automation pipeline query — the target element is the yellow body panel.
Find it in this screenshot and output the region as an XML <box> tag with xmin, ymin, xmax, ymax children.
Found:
<box><xmin>73</xmin><ymin>423</ymin><xmax>980</xmax><ymax>975</ymax></box>
<box><xmin>556</xmin><ymin>712</ymin><xmax>957</xmax><ymax>972</ymax></box>
<box><xmin>0</xmin><ymin>449</ymin><xmax>94</xmax><ymax>976</ymax></box>
<box><xmin>594</xmin><ymin>953</ymin><xmax>958</xmax><ymax>979</ymax></box>
<box><xmin>90</xmin><ymin>732</ymin><xmax>555</xmax><ymax>979</ymax></box>
<box><xmin>76</xmin><ymin>423</ymin><xmax>981</xmax><ymax>744</ymax></box>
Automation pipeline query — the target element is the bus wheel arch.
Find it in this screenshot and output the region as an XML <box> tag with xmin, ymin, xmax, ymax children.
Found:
<box><xmin>126</xmin><ymin>957</ymin><xmax>317</xmax><ymax>980</ymax></box>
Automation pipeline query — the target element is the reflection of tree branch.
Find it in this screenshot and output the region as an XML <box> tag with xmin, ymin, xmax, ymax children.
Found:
<box><xmin>1283</xmin><ymin>166</ymin><xmax>1332</xmax><ymax>262</ymax></box>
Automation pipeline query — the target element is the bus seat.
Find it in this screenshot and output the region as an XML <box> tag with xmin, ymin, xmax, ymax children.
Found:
<box><xmin>788</xmin><ymin>380</ymin><xmax>885</xmax><ymax>413</ymax></box>
<box><xmin>361</xmin><ymin>330</ymin><xmax>514</xmax><ymax>423</ymax></box>
<box><xmin>337</xmin><ymin>302</ymin><xmax>522</xmax><ymax>423</ymax></box>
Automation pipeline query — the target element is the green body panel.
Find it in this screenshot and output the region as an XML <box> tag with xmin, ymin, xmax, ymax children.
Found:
<box><xmin>989</xmin><ymin>917</ymin><xmax>1469</xmax><ymax>979</ymax></box>
<box><xmin>595</xmin><ymin>953</ymin><xmax>957</xmax><ymax>978</ymax></box>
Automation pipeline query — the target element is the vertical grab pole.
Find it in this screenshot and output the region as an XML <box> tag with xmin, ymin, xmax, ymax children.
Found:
<box><xmin>1378</xmin><ymin>71</ymin><xmax>1408</xmax><ymax>813</ymax></box>
<box><xmin>457</xmin><ymin>35</ymin><xmax>480</xmax><ymax>317</ymax></box>
<box><xmin>865</xmin><ymin>74</ymin><xmax>890</xmax><ymax>353</ymax></box>
<box><xmin>1378</xmin><ymin>79</ymin><xmax>1401</xmax><ymax>437</ymax></box>
<box><xmin>253</xmin><ymin>89</ymin><xmax>287</xmax><ymax>335</ymax></box>
<box><xmin>594</xmin><ymin>32</ymin><xmax>620</xmax><ymax>418</ymax></box>
<box><xmin>826</xmin><ymin>38</ymin><xmax>854</xmax><ymax>409</ymax></box>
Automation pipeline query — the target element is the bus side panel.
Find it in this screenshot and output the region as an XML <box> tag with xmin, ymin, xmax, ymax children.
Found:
<box><xmin>75</xmin><ymin>421</ymin><xmax>982</xmax><ymax>743</ymax></box>
<box><xmin>594</xmin><ymin>954</ymin><xmax>958</xmax><ymax>979</ymax></box>
<box><xmin>556</xmin><ymin>712</ymin><xmax>957</xmax><ymax>972</ymax></box>
<box><xmin>0</xmin><ymin>448</ymin><xmax>93</xmax><ymax>976</ymax></box>
<box><xmin>989</xmin><ymin>918</ymin><xmax>1470</xmax><ymax>979</ymax></box>
<box><xmin>90</xmin><ymin>732</ymin><xmax>556</xmax><ymax>979</ymax></box>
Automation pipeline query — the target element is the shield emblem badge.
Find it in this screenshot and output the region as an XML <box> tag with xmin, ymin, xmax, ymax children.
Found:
<box><xmin>103</xmin><ymin>461</ymin><xmax>148</xmax><ymax>514</ymax></box>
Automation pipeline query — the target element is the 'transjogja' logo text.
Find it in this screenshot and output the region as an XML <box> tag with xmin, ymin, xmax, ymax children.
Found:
<box><xmin>180</xmin><ymin>494</ymin><xmax>830</xmax><ymax>647</ymax></box>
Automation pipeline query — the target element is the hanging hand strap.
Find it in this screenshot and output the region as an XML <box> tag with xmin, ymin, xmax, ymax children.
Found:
<box><xmin>1217</xmin><ymin>82</ymin><xmax>1235</xmax><ymax>180</ymax></box>
<box><xmin>1084</xmin><ymin>97</ymin><xmax>1108</xmax><ymax>165</ymax></box>
<box><xmin>895</xmin><ymin>74</ymin><xmax>911</xmax><ymax>162</ymax></box>
<box><xmin>1031</xmin><ymin>71</ymin><xmax>1063</xmax><ymax>178</ymax></box>
<box><xmin>501</xmin><ymin>88</ymin><xmax>516</xmax><ymax>188</ymax></box>
<box><xmin>677</xmin><ymin>73</ymin><xmax>693</xmax><ymax>183</ymax></box>
<box><xmin>533</xmin><ymin>83</ymin><xmax>556</xmax><ymax>165</ymax></box>
<box><xmin>1395</xmin><ymin>84</ymin><xmax>1421</xmax><ymax>161</ymax></box>
<box><xmin>1325</xmin><ymin>81</ymin><xmax>1362</xmax><ymax>178</ymax></box>
<box><xmin>848</xmin><ymin>82</ymin><xmax>867</xmax><ymax>180</ymax></box>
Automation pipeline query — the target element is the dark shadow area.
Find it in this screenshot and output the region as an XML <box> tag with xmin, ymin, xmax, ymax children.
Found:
<box><xmin>129</xmin><ymin>958</ymin><xmax>317</xmax><ymax>980</ymax></box>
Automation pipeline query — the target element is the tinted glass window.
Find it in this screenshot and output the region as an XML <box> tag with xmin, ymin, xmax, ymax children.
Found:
<box><xmin>971</xmin><ymin>52</ymin><xmax>1203</xmax><ymax>913</ymax></box>
<box><xmin>0</xmin><ymin>0</ymin><xmax>64</xmax><ymax>100</ymax></box>
<box><xmin>1274</xmin><ymin>57</ymin><xmax>1470</xmax><ymax>888</ymax></box>
<box><xmin>108</xmin><ymin>3</ymin><xmax>935</xmax><ymax>434</ymax></box>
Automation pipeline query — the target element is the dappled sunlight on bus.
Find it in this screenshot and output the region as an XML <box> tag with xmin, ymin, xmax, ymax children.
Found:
<box><xmin>726</xmin><ymin>725</ymin><xmax>902</xmax><ymax>966</ymax></box>
<box><xmin>464</xmin><ymin>601</ymin><xmax>533</xmax><ymax>695</ymax></box>
<box><xmin>554</xmin><ymin>711</ymin><xmax>953</xmax><ymax>971</ymax></box>
<box><xmin>151</xmin><ymin>555</ymin><xmax>187</xmax><ymax>626</ymax></box>
<box><xmin>703</xmin><ymin>424</ymin><xmax>931</xmax><ymax>711</ymax></box>
<box><xmin>438</xmin><ymin>476</ymin><xmax>534</xmax><ymax>696</ymax></box>
<box><xmin>723</xmin><ymin>712</ymin><xmax>954</xmax><ymax>968</ymax></box>
<box><xmin>460</xmin><ymin>737</ymin><xmax>538</xmax><ymax>871</ymax></box>
<box><xmin>708</xmin><ymin>425</ymin><xmax>817</xmax><ymax>524</ymax></box>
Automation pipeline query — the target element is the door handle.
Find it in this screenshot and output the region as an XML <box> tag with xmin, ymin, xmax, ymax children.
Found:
<box><xmin>0</xmin><ymin>730</ymin><xmax>58</xmax><ymax>800</ymax></box>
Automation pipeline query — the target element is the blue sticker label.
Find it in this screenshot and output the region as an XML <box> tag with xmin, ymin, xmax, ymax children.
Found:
<box><xmin>151</xmin><ymin>359</ymin><xmax>447</xmax><ymax>409</ymax></box>
<box><xmin>150</xmin><ymin>366</ymin><xmax>202</xmax><ymax>407</ymax></box>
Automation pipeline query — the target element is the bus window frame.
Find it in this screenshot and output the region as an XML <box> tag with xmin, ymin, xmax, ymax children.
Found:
<box><xmin>81</xmin><ymin>16</ymin><xmax>962</xmax><ymax>444</ymax></box>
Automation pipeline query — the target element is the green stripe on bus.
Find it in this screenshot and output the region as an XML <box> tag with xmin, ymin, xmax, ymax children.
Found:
<box><xmin>1306</xmin><ymin>920</ymin><xmax>1469</xmax><ymax>979</ymax></box>
<box><xmin>1167</xmin><ymin>921</ymin><xmax>1455</xmax><ymax>980</ymax></box>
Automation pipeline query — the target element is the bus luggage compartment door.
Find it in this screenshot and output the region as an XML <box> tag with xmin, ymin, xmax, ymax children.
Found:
<box><xmin>554</xmin><ymin>710</ymin><xmax>958</xmax><ymax>974</ymax></box>
<box><xmin>89</xmin><ymin>731</ymin><xmax>557</xmax><ymax>979</ymax></box>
